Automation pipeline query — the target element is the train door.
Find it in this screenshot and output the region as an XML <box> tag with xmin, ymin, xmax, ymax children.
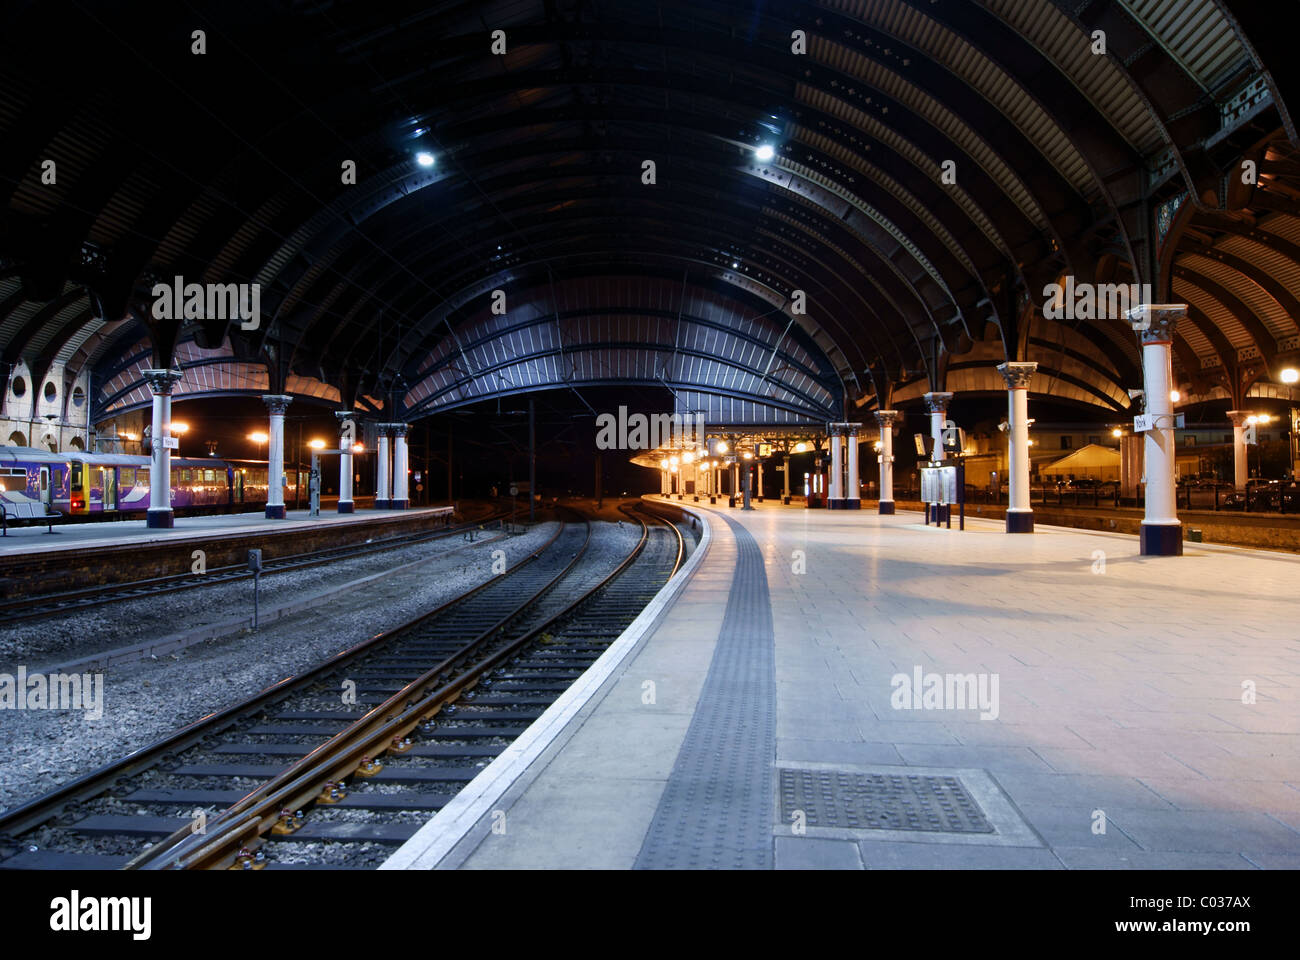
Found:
<box><xmin>39</xmin><ymin>466</ymin><xmax>50</xmax><ymax>507</ymax></box>
<box><xmin>103</xmin><ymin>467</ymin><xmax>118</xmax><ymax>510</ymax></box>
<box><xmin>235</xmin><ymin>470</ymin><xmax>244</xmax><ymax>503</ymax></box>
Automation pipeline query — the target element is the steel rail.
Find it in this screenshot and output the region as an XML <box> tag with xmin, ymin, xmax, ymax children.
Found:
<box><xmin>0</xmin><ymin>513</ymin><xmax>567</xmax><ymax>843</ymax></box>
<box><xmin>146</xmin><ymin>506</ymin><xmax>673</xmax><ymax>870</ymax></box>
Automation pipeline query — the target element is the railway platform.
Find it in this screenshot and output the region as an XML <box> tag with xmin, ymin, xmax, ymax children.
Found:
<box><xmin>0</xmin><ymin>505</ymin><xmax>461</xmax><ymax>597</ymax></box>
<box><xmin>385</xmin><ymin>496</ymin><xmax>1300</xmax><ymax>870</ymax></box>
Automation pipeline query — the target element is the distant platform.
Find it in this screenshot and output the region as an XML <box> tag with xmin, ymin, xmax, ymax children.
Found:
<box><xmin>0</xmin><ymin>505</ymin><xmax>455</xmax><ymax>557</ymax></box>
<box><xmin>386</xmin><ymin>495</ymin><xmax>1300</xmax><ymax>871</ymax></box>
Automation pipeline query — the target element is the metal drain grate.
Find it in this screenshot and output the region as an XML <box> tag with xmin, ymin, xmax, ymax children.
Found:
<box><xmin>779</xmin><ymin>768</ymin><xmax>995</xmax><ymax>834</ymax></box>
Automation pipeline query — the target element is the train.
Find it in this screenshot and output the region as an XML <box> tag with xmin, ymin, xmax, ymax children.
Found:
<box><xmin>0</xmin><ymin>445</ymin><xmax>298</xmax><ymax>517</ymax></box>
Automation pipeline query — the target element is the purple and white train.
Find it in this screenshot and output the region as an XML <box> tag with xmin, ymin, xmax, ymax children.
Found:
<box><xmin>0</xmin><ymin>446</ymin><xmax>292</xmax><ymax>517</ymax></box>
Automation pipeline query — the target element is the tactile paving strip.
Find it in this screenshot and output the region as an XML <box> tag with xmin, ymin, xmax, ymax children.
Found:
<box><xmin>634</xmin><ymin>514</ymin><xmax>775</xmax><ymax>869</ymax></box>
<box><xmin>779</xmin><ymin>768</ymin><xmax>995</xmax><ymax>834</ymax></box>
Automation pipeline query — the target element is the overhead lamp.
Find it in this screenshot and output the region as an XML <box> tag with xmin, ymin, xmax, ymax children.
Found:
<box><xmin>1258</xmin><ymin>414</ymin><xmax>1272</xmax><ymax>425</ymax></box>
<box><xmin>794</xmin><ymin>441</ymin><xmax>807</xmax><ymax>453</ymax></box>
<box><xmin>1282</xmin><ymin>367</ymin><xmax>1299</xmax><ymax>385</ymax></box>
<box><xmin>716</xmin><ymin>441</ymin><xmax>729</xmax><ymax>454</ymax></box>
<box><xmin>1246</xmin><ymin>415</ymin><xmax>1258</xmax><ymax>425</ymax></box>
<box><xmin>682</xmin><ymin>452</ymin><xmax>694</xmax><ymax>464</ymax></box>
<box><xmin>755</xmin><ymin>144</ymin><xmax>775</xmax><ymax>162</ymax></box>
<box><xmin>731</xmin><ymin>261</ymin><xmax>740</xmax><ymax>268</ymax></box>
<box><xmin>308</xmin><ymin>439</ymin><xmax>326</xmax><ymax>450</ymax></box>
<box><xmin>416</xmin><ymin>151</ymin><xmax>435</xmax><ymax>168</ymax></box>
<box><xmin>352</xmin><ymin>442</ymin><xmax>365</xmax><ymax>453</ymax></box>
<box><xmin>169</xmin><ymin>422</ymin><xmax>189</xmax><ymax>434</ymax></box>
<box><xmin>249</xmin><ymin>431</ymin><xmax>268</xmax><ymax>444</ymax></box>
<box><xmin>742</xmin><ymin>451</ymin><xmax>753</xmax><ymax>460</ymax></box>
<box><xmin>1169</xmin><ymin>389</ymin><xmax>1181</xmax><ymax>403</ymax></box>
<box><xmin>1112</xmin><ymin>428</ymin><xmax>1123</xmax><ymax>438</ymax></box>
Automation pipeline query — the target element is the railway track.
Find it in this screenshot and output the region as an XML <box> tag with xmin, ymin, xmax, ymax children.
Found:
<box><xmin>0</xmin><ymin>506</ymin><xmax>511</xmax><ymax>625</ymax></box>
<box><xmin>0</xmin><ymin>503</ymin><xmax>689</xmax><ymax>870</ymax></box>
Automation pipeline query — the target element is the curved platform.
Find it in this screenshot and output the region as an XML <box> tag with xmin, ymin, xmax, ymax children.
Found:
<box><xmin>386</xmin><ymin>497</ymin><xmax>1300</xmax><ymax>871</ymax></box>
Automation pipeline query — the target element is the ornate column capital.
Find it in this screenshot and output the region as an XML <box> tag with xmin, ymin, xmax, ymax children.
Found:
<box><xmin>843</xmin><ymin>421</ymin><xmax>863</xmax><ymax>437</ymax></box>
<box><xmin>1226</xmin><ymin>410</ymin><xmax>1251</xmax><ymax>427</ymax></box>
<box><xmin>997</xmin><ymin>361</ymin><xmax>1037</xmax><ymax>390</ymax></box>
<box><xmin>335</xmin><ymin>410</ymin><xmax>356</xmax><ymax>423</ymax></box>
<box><xmin>261</xmin><ymin>394</ymin><xmax>293</xmax><ymax>415</ymax></box>
<box><xmin>389</xmin><ymin>422</ymin><xmax>409</xmax><ymax>438</ymax></box>
<box><xmin>874</xmin><ymin>409</ymin><xmax>899</xmax><ymax>427</ymax></box>
<box><xmin>142</xmin><ymin>368</ymin><xmax>184</xmax><ymax>395</ymax></box>
<box><xmin>1125</xmin><ymin>303</ymin><xmax>1186</xmax><ymax>344</ymax></box>
<box><xmin>923</xmin><ymin>392</ymin><xmax>953</xmax><ymax>415</ymax></box>
<box><xmin>827</xmin><ymin>422</ymin><xmax>846</xmax><ymax>438</ymax></box>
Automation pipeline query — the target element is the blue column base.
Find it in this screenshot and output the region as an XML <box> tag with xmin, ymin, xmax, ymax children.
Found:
<box><xmin>1006</xmin><ymin>510</ymin><xmax>1034</xmax><ymax>533</ymax></box>
<box><xmin>337</xmin><ymin>501</ymin><xmax>354</xmax><ymax>514</ymax></box>
<box><xmin>709</xmin><ymin>496</ymin><xmax>717</xmax><ymax>504</ymax></box>
<box><xmin>146</xmin><ymin>509</ymin><xmax>174</xmax><ymax>529</ymax></box>
<box><xmin>878</xmin><ymin>501</ymin><xmax>895</xmax><ymax>515</ymax></box>
<box><xmin>843</xmin><ymin>498</ymin><xmax>861</xmax><ymax>509</ymax></box>
<box><xmin>391</xmin><ymin>499</ymin><xmax>409</xmax><ymax>509</ymax></box>
<box><xmin>265</xmin><ymin>504</ymin><xmax>285</xmax><ymax>519</ymax></box>
<box><xmin>1141</xmin><ymin>523</ymin><xmax>1183</xmax><ymax>556</ymax></box>
<box><xmin>783</xmin><ymin>496</ymin><xmax>791</xmax><ymax>504</ymax></box>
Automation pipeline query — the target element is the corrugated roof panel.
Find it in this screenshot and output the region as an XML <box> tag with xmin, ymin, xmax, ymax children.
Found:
<box><xmin>1120</xmin><ymin>0</ymin><xmax>1247</xmax><ymax>93</ymax></box>
<box><xmin>1173</xmin><ymin>277</ymin><xmax>1253</xmax><ymax>350</ymax></box>
<box><xmin>982</xmin><ymin>0</ymin><xmax>1166</xmax><ymax>157</ymax></box>
<box><xmin>824</xmin><ymin>0</ymin><xmax>1096</xmax><ymax>196</ymax></box>
<box><xmin>802</xmin><ymin>49</ymin><xmax>1045</xmax><ymax>232</ymax></box>
<box><xmin>1181</xmin><ymin>252</ymin><xmax>1292</xmax><ymax>344</ymax></box>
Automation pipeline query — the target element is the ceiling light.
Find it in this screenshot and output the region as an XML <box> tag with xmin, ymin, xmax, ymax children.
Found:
<box><xmin>755</xmin><ymin>144</ymin><xmax>775</xmax><ymax>162</ymax></box>
<box><xmin>416</xmin><ymin>151</ymin><xmax>435</xmax><ymax>167</ymax></box>
<box><xmin>1281</xmin><ymin>367</ymin><xmax>1299</xmax><ymax>384</ymax></box>
<box><xmin>1169</xmin><ymin>390</ymin><xmax>1181</xmax><ymax>403</ymax></box>
<box><xmin>731</xmin><ymin>261</ymin><xmax>740</xmax><ymax>268</ymax></box>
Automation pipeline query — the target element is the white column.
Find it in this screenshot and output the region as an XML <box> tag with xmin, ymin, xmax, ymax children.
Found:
<box><xmin>392</xmin><ymin>424</ymin><xmax>410</xmax><ymax>508</ymax></box>
<box><xmin>144</xmin><ymin>369</ymin><xmax>183</xmax><ymax>528</ymax></box>
<box><xmin>336</xmin><ymin>411</ymin><xmax>354</xmax><ymax>514</ymax></box>
<box><xmin>1227</xmin><ymin>411</ymin><xmax>1249</xmax><ymax>491</ymax></box>
<box><xmin>845</xmin><ymin>423</ymin><xmax>862</xmax><ymax>508</ymax></box>
<box><xmin>376</xmin><ymin>428</ymin><xmax>391</xmax><ymax>508</ymax></box>
<box><xmin>262</xmin><ymin>394</ymin><xmax>292</xmax><ymax>519</ymax></box>
<box><xmin>756</xmin><ymin>458</ymin><xmax>764</xmax><ymax>501</ymax></box>
<box><xmin>1128</xmin><ymin>304</ymin><xmax>1187</xmax><ymax>556</ymax></box>
<box><xmin>924</xmin><ymin>392</ymin><xmax>953</xmax><ymax>462</ymax></box>
<box><xmin>782</xmin><ymin>453</ymin><xmax>792</xmax><ymax>503</ymax></box>
<box><xmin>998</xmin><ymin>362</ymin><xmax>1037</xmax><ymax>533</ymax></box>
<box><xmin>730</xmin><ymin>460</ymin><xmax>738</xmax><ymax>506</ymax></box>
<box><xmin>828</xmin><ymin>425</ymin><xmax>844</xmax><ymax>506</ymax></box>
<box><xmin>875</xmin><ymin>411</ymin><xmax>898</xmax><ymax>515</ymax></box>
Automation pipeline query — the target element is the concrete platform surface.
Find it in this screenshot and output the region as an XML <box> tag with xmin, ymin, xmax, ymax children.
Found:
<box><xmin>386</xmin><ymin>497</ymin><xmax>1300</xmax><ymax>870</ymax></box>
<box><xmin>0</xmin><ymin>505</ymin><xmax>453</xmax><ymax>556</ymax></box>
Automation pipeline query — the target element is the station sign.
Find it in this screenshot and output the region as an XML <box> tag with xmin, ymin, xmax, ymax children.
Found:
<box><xmin>162</xmin><ymin>436</ymin><xmax>178</xmax><ymax>449</ymax></box>
<box><xmin>757</xmin><ymin>443</ymin><xmax>772</xmax><ymax>458</ymax></box>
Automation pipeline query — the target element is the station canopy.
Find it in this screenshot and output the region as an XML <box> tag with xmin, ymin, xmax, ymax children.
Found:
<box><xmin>2</xmin><ymin>1</ymin><xmax>1300</xmax><ymax>432</ymax></box>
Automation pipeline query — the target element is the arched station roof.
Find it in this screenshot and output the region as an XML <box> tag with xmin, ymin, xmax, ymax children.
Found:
<box><xmin>2</xmin><ymin>0</ymin><xmax>1299</xmax><ymax>427</ymax></box>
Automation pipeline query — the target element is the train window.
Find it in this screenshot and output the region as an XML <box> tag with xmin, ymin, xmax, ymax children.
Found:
<box><xmin>181</xmin><ymin>469</ymin><xmax>191</xmax><ymax>482</ymax></box>
<box><xmin>204</xmin><ymin>469</ymin><xmax>214</xmax><ymax>482</ymax></box>
<box><xmin>122</xmin><ymin>468</ymin><xmax>134</xmax><ymax>485</ymax></box>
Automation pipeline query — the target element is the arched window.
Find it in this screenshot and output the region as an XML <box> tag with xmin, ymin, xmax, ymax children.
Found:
<box><xmin>68</xmin><ymin>436</ymin><xmax>85</xmax><ymax>451</ymax></box>
<box><xmin>7</xmin><ymin>431</ymin><xmax>26</xmax><ymax>446</ymax></box>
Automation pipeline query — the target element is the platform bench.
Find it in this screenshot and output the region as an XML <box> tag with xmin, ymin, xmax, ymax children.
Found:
<box><xmin>0</xmin><ymin>501</ymin><xmax>62</xmax><ymax>535</ymax></box>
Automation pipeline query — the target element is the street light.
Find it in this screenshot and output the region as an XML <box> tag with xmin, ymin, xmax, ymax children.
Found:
<box><xmin>308</xmin><ymin>438</ymin><xmax>326</xmax><ymax>450</ymax></box>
